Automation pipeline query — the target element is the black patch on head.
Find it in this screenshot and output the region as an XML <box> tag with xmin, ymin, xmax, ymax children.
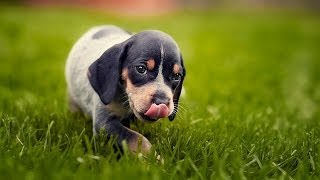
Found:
<box><xmin>92</xmin><ymin>26</ymin><xmax>131</xmax><ymax>40</ymax></box>
<box><xmin>122</xmin><ymin>30</ymin><xmax>182</xmax><ymax>88</ymax></box>
<box><xmin>92</xmin><ymin>29</ymin><xmax>109</xmax><ymax>39</ymax></box>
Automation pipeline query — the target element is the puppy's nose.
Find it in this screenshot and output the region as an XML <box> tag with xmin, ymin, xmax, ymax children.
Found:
<box><xmin>152</xmin><ymin>91</ymin><xmax>170</xmax><ymax>106</ymax></box>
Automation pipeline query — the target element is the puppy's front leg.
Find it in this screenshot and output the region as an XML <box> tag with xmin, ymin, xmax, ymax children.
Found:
<box><xmin>94</xmin><ymin>104</ymin><xmax>152</xmax><ymax>154</ymax></box>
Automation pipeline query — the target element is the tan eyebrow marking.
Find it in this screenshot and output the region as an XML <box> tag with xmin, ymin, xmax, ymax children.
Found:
<box><xmin>121</xmin><ymin>68</ymin><xmax>128</xmax><ymax>81</ymax></box>
<box><xmin>173</xmin><ymin>64</ymin><xmax>180</xmax><ymax>74</ymax></box>
<box><xmin>146</xmin><ymin>59</ymin><xmax>155</xmax><ymax>71</ymax></box>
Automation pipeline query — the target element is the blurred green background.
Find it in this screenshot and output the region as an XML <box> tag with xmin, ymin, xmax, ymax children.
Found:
<box><xmin>0</xmin><ymin>1</ymin><xmax>320</xmax><ymax>179</ymax></box>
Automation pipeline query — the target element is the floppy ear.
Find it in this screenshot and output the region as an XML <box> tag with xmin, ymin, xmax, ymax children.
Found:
<box><xmin>169</xmin><ymin>54</ymin><xmax>186</xmax><ymax>121</ymax></box>
<box><xmin>88</xmin><ymin>42</ymin><xmax>129</xmax><ymax>105</ymax></box>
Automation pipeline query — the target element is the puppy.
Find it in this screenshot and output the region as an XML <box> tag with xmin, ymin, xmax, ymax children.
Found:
<box><xmin>65</xmin><ymin>25</ymin><xmax>185</xmax><ymax>154</ymax></box>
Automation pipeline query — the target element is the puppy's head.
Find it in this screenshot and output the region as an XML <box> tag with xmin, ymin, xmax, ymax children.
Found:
<box><xmin>88</xmin><ymin>30</ymin><xmax>185</xmax><ymax>122</ymax></box>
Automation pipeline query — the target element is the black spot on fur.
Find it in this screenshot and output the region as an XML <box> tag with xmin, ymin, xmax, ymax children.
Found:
<box><xmin>92</xmin><ymin>26</ymin><xmax>131</xmax><ymax>39</ymax></box>
<box><xmin>92</xmin><ymin>29</ymin><xmax>108</xmax><ymax>39</ymax></box>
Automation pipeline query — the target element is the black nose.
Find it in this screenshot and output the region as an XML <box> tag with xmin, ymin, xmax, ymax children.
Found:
<box><xmin>152</xmin><ymin>91</ymin><xmax>170</xmax><ymax>105</ymax></box>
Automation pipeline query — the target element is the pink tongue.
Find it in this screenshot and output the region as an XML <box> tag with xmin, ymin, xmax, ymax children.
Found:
<box><xmin>144</xmin><ymin>103</ymin><xmax>169</xmax><ymax>119</ymax></box>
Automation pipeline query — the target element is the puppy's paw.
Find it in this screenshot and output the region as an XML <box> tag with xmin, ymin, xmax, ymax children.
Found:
<box><xmin>127</xmin><ymin>134</ymin><xmax>152</xmax><ymax>155</ymax></box>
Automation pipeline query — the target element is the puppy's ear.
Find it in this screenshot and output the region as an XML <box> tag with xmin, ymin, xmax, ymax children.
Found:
<box><xmin>88</xmin><ymin>42</ymin><xmax>130</xmax><ymax>105</ymax></box>
<box><xmin>169</xmin><ymin>54</ymin><xmax>186</xmax><ymax>121</ymax></box>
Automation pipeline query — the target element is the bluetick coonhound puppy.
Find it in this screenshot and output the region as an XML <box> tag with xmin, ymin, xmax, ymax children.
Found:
<box><xmin>65</xmin><ymin>25</ymin><xmax>185</xmax><ymax>154</ymax></box>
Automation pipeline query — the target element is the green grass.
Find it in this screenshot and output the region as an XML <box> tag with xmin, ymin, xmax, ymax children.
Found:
<box><xmin>1</xmin><ymin>6</ymin><xmax>320</xmax><ymax>179</ymax></box>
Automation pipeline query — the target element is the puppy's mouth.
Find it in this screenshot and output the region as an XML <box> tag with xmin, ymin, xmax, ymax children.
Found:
<box><xmin>143</xmin><ymin>103</ymin><xmax>170</xmax><ymax>120</ymax></box>
<box><xmin>134</xmin><ymin>103</ymin><xmax>169</xmax><ymax>122</ymax></box>
<box><xmin>130</xmin><ymin>102</ymin><xmax>170</xmax><ymax>122</ymax></box>
<box><xmin>127</xmin><ymin>95</ymin><xmax>171</xmax><ymax>122</ymax></box>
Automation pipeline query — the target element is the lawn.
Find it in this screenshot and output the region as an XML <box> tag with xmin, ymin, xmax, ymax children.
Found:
<box><xmin>0</xmin><ymin>6</ymin><xmax>320</xmax><ymax>179</ymax></box>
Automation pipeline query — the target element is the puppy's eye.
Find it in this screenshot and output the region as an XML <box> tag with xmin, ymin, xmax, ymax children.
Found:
<box><xmin>135</xmin><ymin>65</ymin><xmax>147</xmax><ymax>74</ymax></box>
<box><xmin>173</xmin><ymin>73</ymin><xmax>182</xmax><ymax>81</ymax></box>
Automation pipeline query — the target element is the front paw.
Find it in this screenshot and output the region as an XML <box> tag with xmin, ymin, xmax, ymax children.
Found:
<box><xmin>126</xmin><ymin>134</ymin><xmax>152</xmax><ymax>155</ymax></box>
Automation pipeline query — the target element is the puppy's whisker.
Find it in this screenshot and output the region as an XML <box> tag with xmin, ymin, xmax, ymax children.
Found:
<box><xmin>172</xmin><ymin>108</ymin><xmax>183</xmax><ymax>118</ymax></box>
<box><xmin>176</xmin><ymin>104</ymin><xmax>187</xmax><ymax>110</ymax></box>
<box><xmin>178</xmin><ymin>106</ymin><xmax>187</xmax><ymax>114</ymax></box>
<box><xmin>178</xmin><ymin>103</ymin><xmax>187</xmax><ymax>109</ymax></box>
<box><xmin>174</xmin><ymin>101</ymin><xmax>188</xmax><ymax>106</ymax></box>
<box><xmin>174</xmin><ymin>111</ymin><xmax>183</xmax><ymax>119</ymax></box>
<box><xmin>119</xmin><ymin>93</ymin><xmax>128</xmax><ymax>102</ymax></box>
<box><xmin>173</xmin><ymin>103</ymin><xmax>188</xmax><ymax>113</ymax></box>
<box><xmin>122</xmin><ymin>100</ymin><xmax>131</xmax><ymax>108</ymax></box>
